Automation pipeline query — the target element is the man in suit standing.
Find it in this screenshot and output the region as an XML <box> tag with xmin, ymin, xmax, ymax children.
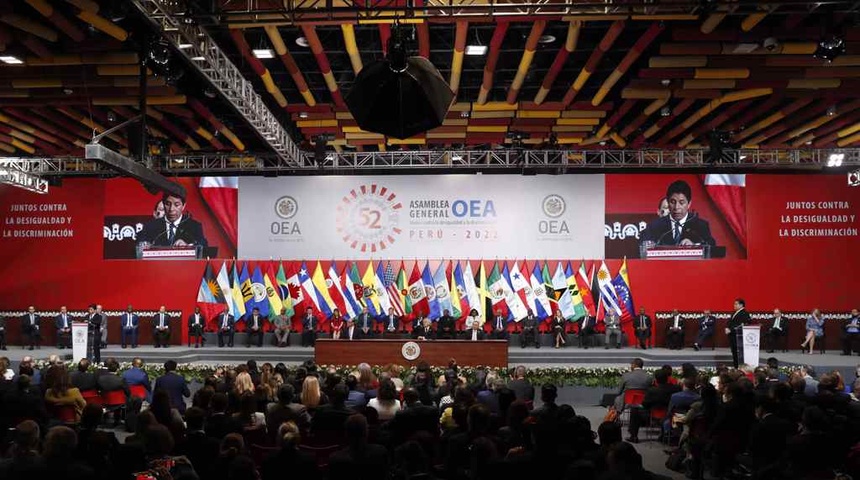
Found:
<box><xmin>21</xmin><ymin>306</ymin><xmax>40</xmax><ymax>351</ymax></box>
<box><xmin>490</xmin><ymin>309</ymin><xmax>509</xmax><ymax>340</ymax></box>
<box><xmin>154</xmin><ymin>360</ymin><xmax>190</xmax><ymax>414</ymax></box>
<box><xmin>246</xmin><ymin>307</ymin><xmax>265</xmax><ymax>348</ymax></box>
<box><xmin>726</xmin><ymin>298</ymin><xmax>751</xmax><ymax>368</ymax></box>
<box><xmin>634</xmin><ymin>307</ymin><xmax>651</xmax><ymax>349</ymax></box>
<box><xmin>640</xmin><ymin>179</ymin><xmax>716</xmax><ymax>248</ymax></box>
<box><xmin>55</xmin><ymin>306</ymin><xmax>72</xmax><ymax>349</ymax></box>
<box><xmin>187</xmin><ymin>306</ymin><xmax>205</xmax><ymax>348</ymax></box>
<box><xmin>521</xmin><ymin>309</ymin><xmax>539</xmax><ymax>348</ymax></box>
<box><xmin>355</xmin><ymin>307</ymin><xmax>374</xmax><ymax>339</ymax></box>
<box><xmin>437</xmin><ymin>309</ymin><xmax>456</xmax><ymax>340</ymax></box>
<box><xmin>85</xmin><ymin>304</ymin><xmax>101</xmax><ymax>363</ymax></box>
<box><xmin>666</xmin><ymin>309</ymin><xmax>684</xmax><ymax>350</ymax></box>
<box><xmin>579</xmin><ymin>315</ymin><xmax>597</xmax><ymax>349</ymax></box>
<box><xmin>216</xmin><ymin>310</ymin><xmax>234</xmax><ymax>347</ymax></box>
<box><xmin>466</xmin><ymin>320</ymin><xmax>485</xmax><ymax>341</ymax></box>
<box><xmin>764</xmin><ymin>308</ymin><xmax>787</xmax><ymax>353</ymax></box>
<box><xmin>121</xmin><ymin>305</ymin><xmax>139</xmax><ymax>349</ymax></box>
<box><xmin>301</xmin><ymin>307</ymin><xmax>318</xmax><ymax>347</ymax></box>
<box><xmin>693</xmin><ymin>309</ymin><xmax>716</xmax><ymax>351</ymax></box>
<box><xmin>612</xmin><ymin>358</ymin><xmax>654</xmax><ymax>410</ymax></box>
<box><xmin>96</xmin><ymin>304</ymin><xmax>107</xmax><ymax>349</ymax></box>
<box><xmin>153</xmin><ymin>305</ymin><xmax>172</xmax><ymax>348</ymax></box>
<box><xmin>381</xmin><ymin>307</ymin><xmax>400</xmax><ymax>338</ymax></box>
<box><xmin>604</xmin><ymin>310</ymin><xmax>622</xmax><ymax>349</ymax></box>
<box><xmin>137</xmin><ymin>192</ymin><xmax>208</xmax><ymax>248</ymax></box>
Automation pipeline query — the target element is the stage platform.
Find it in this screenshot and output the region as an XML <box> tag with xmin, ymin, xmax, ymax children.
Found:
<box><xmin>6</xmin><ymin>344</ymin><xmax>859</xmax><ymax>375</ymax></box>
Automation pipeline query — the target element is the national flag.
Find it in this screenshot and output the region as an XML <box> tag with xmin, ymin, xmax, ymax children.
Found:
<box><xmin>566</xmin><ymin>261</ymin><xmax>587</xmax><ymax>321</ymax></box>
<box><xmin>341</xmin><ymin>263</ymin><xmax>363</xmax><ymax>317</ymax></box>
<box><xmin>408</xmin><ymin>262</ymin><xmax>429</xmax><ymax>317</ymax></box>
<box><xmin>216</xmin><ymin>261</ymin><xmax>237</xmax><ymax>317</ymax></box>
<box><xmin>311</xmin><ymin>261</ymin><xmax>335</xmax><ymax>317</ymax></box>
<box><xmin>575</xmin><ymin>261</ymin><xmax>596</xmax><ymax>317</ymax></box>
<box><xmin>285</xmin><ymin>262</ymin><xmax>305</xmax><ymax>311</ymax></box>
<box><xmin>485</xmin><ymin>261</ymin><xmax>509</xmax><ymax>320</ymax></box>
<box><xmin>704</xmin><ymin>174</ymin><xmax>747</xmax><ymax>249</ymax></box>
<box><xmin>508</xmin><ymin>261</ymin><xmax>532</xmax><ymax>311</ymax></box>
<box><xmin>451</xmin><ymin>261</ymin><xmax>471</xmax><ymax>319</ymax></box>
<box><xmin>433</xmin><ymin>262</ymin><xmax>453</xmax><ymax>316</ymax></box>
<box><xmin>597</xmin><ymin>261</ymin><xmax>622</xmax><ymax>320</ymax></box>
<box><xmin>362</xmin><ymin>261</ymin><xmax>382</xmax><ymax>316</ymax></box>
<box><xmin>421</xmin><ymin>262</ymin><xmax>441</xmax><ymax>319</ymax></box>
<box><xmin>297</xmin><ymin>261</ymin><xmax>322</xmax><ymax>315</ymax></box>
<box><xmin>396</xmin><ymin>264</ymin><xmax>412</xmax><ymax>316</ymax></box>
<box><xmin>591</xmin><ymin>262</ymin><xmax>605</xmax><ymax>320</ymax></box>
<box><xmin>326</xmin><ymin>262</ymin><xmax>351</xmax><ymax>317</ymax></box>
<box><xmin>239</xmin><ymin>262</ymin><xmax>254</xmax><ymax>319</ymax></box>
<box><xmin>375</xmin><ymin>261</ymin><xmax>392</xmax><ymax>313</ymax></box>
<box><xmin>529</xmin><ymin>262</ymin><xmax>552</xmax><ymax>318</ymax></box>
<box><xmin>263</xmin><ymin>263</ymin><xmax>283</xmax><ymax>315</ymax></box>
<box><xmin>541</xmin><ymin>262</ymin><xmax>555</xmax><ymax>312</ymax></box>
<box><xmin>555</xmin><ymin>262</ymin><xmax>576</xmax><ymax>320</ymax></box>
<box><xmin>196</xmin><ymin>262</ymin><xmax>226</xmax><ymax>327</ymax></box>
<box><xmin>502</xmin><ymin>262</ymin><xmax>530</xmax><ymax>320</ymax></box>
<box><xmin>463</xmin><ymin>262</ymin><xmax>483</xmax><ymax>320</ymax></box>
<box><xmin>198</xmin><ymin>176</ymin><xmax>238</xmax><ymax>252</ymax></box>
<box><xmin>276</xmin><ymin>262</ymin><xmax>294</xmax><ymax>317</ymax></box>
<box><xmin>384</xmin><ymin>262</ymin><xmax>405</xmax><ymax>316</ymax></box>
<box><xmin>551</xmin><ymin>262</ymin><xmax>568</xmax><ymax>302</ymax></box>
<box><xmin>250</xmin><ymin>265</ymin><xmax>271</xmax><ymax>317</ymax></box>
<box><xmin>230</xmin><ymin>262</ymin><xmax>246</xmax><ymax>319</ymax></box>
<box><xmin>611</xmin><ymin>258</ymin><xmax>635</xmax><ymax>321</ymax></box>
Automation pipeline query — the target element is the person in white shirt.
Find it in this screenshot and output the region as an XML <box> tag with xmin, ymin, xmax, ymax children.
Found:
<box><xmin>666</xmin><ymin>309</ymin><xmax>685</xmax><ymax>350</ymax></box>
<box><xmin>466</xmin><ymin>320</ymin><xmax>485</xmax><ymax>341</ymax></box>
<box><xmin>153</xmin><ymin>306</ymin><xmax>171</xmax><ymax>348</ymax></box>
<box><xmin>246</xmin><ymin>307</ymin><xmax>265</xmax><ymax>348</ymax></box>
<box><xmin>121</xmin><ymin>305</ymin><xmax>140</xmax><ymax>349</ymax></box>
<box><xmin>55</xmin><ymin>306</ymin><xmax>72</xmax><ymax>349</ymax></box>
<box><xmin>366</xmin><ymin>379</ymin><xmax>401</xmax><ymax>421</ymax></box>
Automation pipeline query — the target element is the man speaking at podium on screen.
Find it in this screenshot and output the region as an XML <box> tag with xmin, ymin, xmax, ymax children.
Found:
<box><xmin>137</xmin><ymin>192</ymin><xmax>208</xmax><ymax>247</ymax></box>
<box><xmin>640</xmin><ymin>180</ymin><xmax>716</xmax><ymax>248</ymax></box>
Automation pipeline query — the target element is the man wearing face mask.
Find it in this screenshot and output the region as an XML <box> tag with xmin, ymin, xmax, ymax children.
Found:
<box><xmin>640</xmin><ymin>180</ymin><xmax>716</xmax><ymax>248</ymax></box>
<box><xmin>138</xmin><ymin>191</ymin><xmax>208</xmax><ymax>248</ymax></box>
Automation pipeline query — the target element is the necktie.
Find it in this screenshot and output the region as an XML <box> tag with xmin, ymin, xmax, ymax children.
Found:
<box><xmin>363</xmin><ymin>316</ymin><xmax>367</xmax><ymax>328</ymax></box>
<box><xmin>168</xmin><ymin>223</ymin><xmax>176</xmax><ymax>243</ymax></box>
<box><xmin>497</xmin><ymin>318</ymin><xmax>502</xmax><ymax>330</ymax></box>
<box><xmin>472</xmin><ymin>330</ymin><xmax>477</xmax><ymax>341</ymax></box>
<box><xmin>389</xmin><ymin>317</ymin><xmax>394</xmax><ymax>329</ymax></box>
<box><xmin>63</xmin><ymin>315</ymin><xmax>67</xmax><ymax>328</ymax></box>
<box><xmin>308</xmin><ymin>316</ymin><xmax>313</xmax><ymax>329</ymax></box>
<box><xmin>674</xmin><ymin>317</ymin><xmax>679</xmax><ymax>329</ymax></box>
<box><xmin>640</xmin><ymin>316</ymin><xmax>645</xmax><ymax>329</ymax></box>
<box><xmin>253</xmin><ymin>316</ymin><xmax>258</xmax><ymax>329</ymax></box>
<box><xmin>126</xmin><ymin>315</ymin><xmax>131</xmax><ymax>328</ymax></box>
<box><xmin>160</xmin><ymin>314</ymin><xmax>165</xmax><ymax>328</ymax></box>
<box><xmin>223</xmin><ymin>316</ymin><xmax>228</xmax><ymax>328</ymax></box>
<box><xmin>673</xmin><ymin>221</ymin><xmax>681</xmax><ymax>243</ymax></box>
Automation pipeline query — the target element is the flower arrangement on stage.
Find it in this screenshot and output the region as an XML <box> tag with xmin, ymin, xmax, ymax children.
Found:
<box><xmin>36</xmin><ymin>359</ymin><xmax>794</xmax><ymax>389</ymax></box>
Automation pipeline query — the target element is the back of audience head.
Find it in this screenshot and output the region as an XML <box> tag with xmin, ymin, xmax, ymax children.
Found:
<box><xmin>344</xmin><ymin>414</ymin><xmax>368</xmax><ymax>446</ymax></box>
<box><xmin>654</xmin><ymin>369</ymin><xmax>669</xmax><ymax>385</ymax></box>
<box><xmin>541</xmin><ymin>383</ymin><xmax>558</xmax><ymax>404</ymax></box>
<box><xmin>598</xmin><ymin>420</ymin><xmax>622</xmax><ymax>446</ymax></box>
<box><xmin>145</xmin><ymin>424</ymin><xmax>175</xmax><ymax>457</ymax></box>
<box><xmin>13</xmin><ymin>420</ymin><xmax>40</xmax><ymax>455</ymax></box>
<box><xmin>331</xmin><ymin>382</ymin><xmax>349</xmax><ymax>405</ymax></box>
<box><xmin>44</xmin><ymin>426</ymin><xmax>77</xmax><ymax>460</ymax></box>
<box><xmin>81</xmin><ymin>403</ymin><xmax>103</xmax><ymax>429</ymax></box>
<box><xmin>185</xmin><ymin>406</ymin><xmax>205</xmax><ymax>431</ymax></box>
<box><xmin>277</xmin><ymin>421</ymin><xmax>301</xmax><ymax>449</ymax></box>
<box><xmin>219</xmin><ymin>433</ymin><xmax>245</xmax><ymax>458</ymax></box>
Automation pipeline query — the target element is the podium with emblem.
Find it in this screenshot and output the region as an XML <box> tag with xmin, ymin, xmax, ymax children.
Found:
<box><xmin>315</xmin><ymin>339</ymin><xmax>508</xmax><ymax>367</ymax></box>
<box><xmin>72</xmin><ymin>321</ymin><xmax>89</xmax><ymax>362</ymax></box>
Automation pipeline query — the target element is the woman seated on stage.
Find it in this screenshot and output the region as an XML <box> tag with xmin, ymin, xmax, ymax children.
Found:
<box><xmin>801</xmin><ymin>308</ymin><xmax>825</xmax><ymax>354</ymax></box>
<box><xmin>367</xmin><ymin>379</ymin><xmax>401</xmax><ymax>421</ymax></box>
<box><xmin>552</xmin><ymin>310</ymin><xmax>568</xmax><ymax>349</ymax></box>
<box><xmin>330</xmin><ymin>309</ymin><xmax>344</xmax><ymax>340</ymax></box>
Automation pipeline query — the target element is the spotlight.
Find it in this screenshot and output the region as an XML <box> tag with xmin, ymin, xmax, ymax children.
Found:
<box><xmin>148</xmin><ymin>39</ymin><xmax>171</xmax><ymax>66</ymax></box>
<box><xmin>538</xmin><ymin>34</ymin><xmax>556</xmax><ymax>44</ymax></box>
<box><xmin>827</xmin><ymin>105</ymin><xmax>837</xmax><ymax>117</ymax></box>
<box><xmin>814</xmin><ymin>35</ymin><xmax>845</xmax><ymax>63</ymax></box>
<box><xmin>660</xmin><ymin>106</ymin><xmax>671</xmax><ymax>117</ymax></box>
<box><xmin>848</xmin><ymin>169</ymin><xmax>860</xmax><ymax>186</ymax></box>
<box><xmin>460</xmin><ymin>111</ymin><xmax>470</xmax><ymax>118</ymax></box>
<box><xmin>204</xmin><ymin>88</ymin><xmax>217</xmax><ymax>98</ymax></box>
<box><xmin>296</xmin><ymin>36</ymin><xmax>309</xmax><ymax>47</ymax></box>
<box><xmin>62</xmin><ymin>87</ymin><xmax>74</xmax><ymax>95</ymax></box>
<box><xmin>298</xmin><ymin>112</ymin><xmax>309</xmax><ymax>119</ymax></box>
<box><xmin>252</xmin><ymin>49</ymin><xmax>275</xmax><ymax>59</ymax></box>
<box><xmin>465</xmin><ymin>45</ymin><xmax>488</xmax><ymax>56</ymax></box>
<box><xmin>107</xmin><ymin>111</ymin><xmax>117</xmax><ymax>123</ymax></box>
<box><xmin>660</xmin><ymin>79</ymin><xmax>671</xmax><ymax>87</ymax></box>
<box><xmin>827</xmin><ymin>152</ymin><xmax>844</xmax><ymax>167</ymax></box>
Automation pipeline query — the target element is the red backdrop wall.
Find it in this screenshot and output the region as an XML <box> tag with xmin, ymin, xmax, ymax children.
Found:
<box><xmin>0</xmin><ymin>174</ymin><xmax>857</xmax><ymax>348</ymax></box>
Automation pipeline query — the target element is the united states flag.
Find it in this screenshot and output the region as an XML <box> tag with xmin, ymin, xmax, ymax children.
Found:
<box><xmin>385</xmin><ymin>262</ymin><xmax>405</xmax><ymax>315</ymax></box>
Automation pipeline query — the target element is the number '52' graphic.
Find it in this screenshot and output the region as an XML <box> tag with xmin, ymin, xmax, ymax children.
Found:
<box><xmin>359</xmin><ymin>208</ymin><xmax>382</xmax><ymax>229</ymax></box>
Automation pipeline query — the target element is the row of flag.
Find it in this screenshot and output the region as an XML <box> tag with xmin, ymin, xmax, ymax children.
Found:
<box><xmin>196</xmin><ymin>259</ymin><xmax>636</xmax><ymax>330</ymax></box>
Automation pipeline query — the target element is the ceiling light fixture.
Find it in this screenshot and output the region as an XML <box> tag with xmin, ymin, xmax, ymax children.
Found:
<box><xmin>661</xmin><ymin>79</ymin><xmax>671</xmax><ymax>87</ymax></box>
<box><xmin>660</xmin><ymin>106</ymin><xmax>671</xmax><ymax>117</ymax></box>
<box><xmin>0</xmin><ymin>56</ymin><xmax>23</xmax><ymax>65</ymax></box>
<box><xmin>460</xmin><ymin>111</ymin><xmax>470</xmax><ymax>118</ymax></box>
<box><xmin>178</xmin><ymin>43</ymin><xmax>193</xmax><ymax>49</ymax></box>
<box><xmin>298</xmin><ymin>112</ymin><xmax>309</xmax><ymax>119</ymax></box>
<box><xmin>828</xmin><ymin>152</ymin><xmax>845</xmax><ymax>167</ymax></box>
<box><xmin>814</xmin><ymin>35</ymin><xmax>846</xmax><ymax>63</ymax></box>
<box><xmin>451</xmin><ymin>154</ymin><xmax>463</xmax><ymax>161</ymax></box>
<box><xmin>62</xmin><ymin>87</ymin><xmax>74</xmax><ymax>95</ymax></box>
<box><xmin>191</xmin><ymin>55</ymin><xmax>205</xmax><ymax>61</ymax></box>
<box><xmin>827</xmin><ymin>105</ymin><xmax>837</xmax><ymax>116</ymax></box>
<box><xmin>538</xmin><ymin>34</ymin><xmax>556</xmax><ymax>44</ymax></box>
<box><xmin>295</xmin><ymin>36</ymin><xmax>309</xmax><ymax>47</ymax></box>
<box><xmin>465</xmin><ymin>45</ymin><xmax>488</xmax><ymax>56</ymax></box>
<box><xmin>252</xmin><ymin>49</ymin><xmax>274</xmax><ymax>59</ymax></box>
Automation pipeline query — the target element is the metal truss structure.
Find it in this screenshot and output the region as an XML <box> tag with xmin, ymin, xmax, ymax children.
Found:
<box><xmin>129</xmin><ymin>0</ymin><xmax>306</xmax><ymax>168</ymax></box>
<box><xmin>9</xmin><ymin>148</ymin><xmax>860</xmax><ymax>175</ymax></box>
<box><xmin>218</xmin><ymin>0</ymin><xmax>860</xmax><ymax>25</ymax></box>
<box><xmin>0</xmin><ymin>158</ymin><xmax>49</xmax><ymax>194</ymax></box>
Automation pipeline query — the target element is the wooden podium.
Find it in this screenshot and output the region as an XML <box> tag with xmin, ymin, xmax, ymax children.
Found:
<box><xmin>314</xmin><ymin>339</ymin><xmax>509</xmax><ymax>367</ymax></box>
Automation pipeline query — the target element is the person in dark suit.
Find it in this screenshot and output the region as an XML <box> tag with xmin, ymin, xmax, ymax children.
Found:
<box><xmin>120</xmin><ymin>305</ymin><xmax>140</xmax><ymax>348</ymax></box>
<box><xmin>465</xmin><ymin>320</ymin><xmax>485</xmax><ymax>341</ymax></box>
<box><xmin>490</xmin><ymin>309</ymin><xmax>509</xmax><ymax>340</ymax></box>
<box><xmin>85</xmin><ymin>304</ymin><xmax>101</xmax><ymax>362</ymax></box>
<box><xmin>841</xmin><ymin>308</ymin><xmax>860</xmax><ymax>356</ymax></box>
<box><xmin>521</xmin><ymin>309</ymin><xmax>539</xmax><ymax>348</ymax></box>
<box><xmin>187</xmin><ymin>306</ymin><xmax>205</xmax><ymax>348</ymax></box>
<box><xmin>301</xmin><ymin>307</ymin><xmax>319</xmax><ymax>347</ymax></box>
<box><xmin>640</xmin><ymin>179</ymin><xmax>716</xmax><ymax>249</ymax></box>
<box><xmin>508</xmin><ymin>366</ymin><xmax>535</xmax><ymax>402</ymax></box>
<box><xmin>611</xmin><ymin>358</ymin><xmax>654</xmax><ymax>410</ymax></box>
<box><xmin>578</xmin><ymin>315</ymin><xmax>597</xmax><ymax>349</ymax></box>
<box><xmin>181</xmin><ymin>407</ymin><xmax>221</xmax><ymax>480</ymax></box>
<box><xmin>764</xmin><ymin>308</ymin><xmax>788</xmax><ymax>353</ymax></box>
<box><xmin>70</xmin><ymin>358</ymin><xmax>98</xmax><ymax>392</ymax></box>
<box><xmin>266</xmin><ymin>384</ymin><xmax>311</xmax><ymax>438</ymax></box>
<box><xmin>437</xmin><ymin>309</ymin><xmax>456</xmax><ymax>339</ymax></box>
<box><xmin>97</xmin><ymin>358</ymin><xmax>130</xmax><ymax>398</ymax></box>
<box><xmin>693</xmin><ymin>309</ymin><xmax>716</xmax><ymax>351</ymax></box>
<box><xmin>411</xmin><ymin>317</ymin><xmax>434</xmax><ymax>340</ymax></box>
<box><xmin>328</xmin><ymin>414</ymin><xmax>389</xmax><ymax>480</ymax></box>
<box><xmin>152</xmin><ymin>305</ymin><xmax>171</xmax><ymax>348</ymax></box>
<box><xmin>21</xmin><ymin>305</ymin><xmax>40</xmax><ymax>350</ymax></box>
<box><xmin>388</xmin><ymin>388</ymin><xmax>440</xmax><ymax>444</ymax></box>
<box><xmin>153</xmin><ymin>360</ymin><xmax>190</xmax><ymax>414</ymax></box>
<box><xmin>206</xmin><ymin>392</ymin><xmax>243</xmax><ymax>439</ymax></box>
<box><xmin>634</xmin><ymin>308</ymin><xmax>651</xmax><ymax>349</ymax></box>
<box><xmin>726</xmin><ymin>298</ymin><xmax>751</xmax><ymax>368</ymax></box>
<box><xmin>355</xmin><ymin>307</ymin><xmax>374</xmax><ymax>339</ymax></box>
<box><xmin>136</xmin><ymin>192</ymin><xmax>208</xmax><ymax>248</ymax></box>
<box><xmin>311</xmin><ymin>383</ymin><xmax>354</xmax><ymax>436</ymax></box>
<box><xmin>216</xmin><ymin>311</ymin><xmax>234</xmax><ymax>347</ymax></box>
<box><xmin>246</xmin><ymin>307</ymin><xmax>265</xmax><ymax>348</ymax></box>
<box><xmin>666</xmin><ymin>309</ymin><xmax>684</xmax><ymax>350</ymax></box>
<box><xmin>0</xmin><ymin>316</ymin><xmax>6</xmax><ymax>350</ymax></box>
<box><xmin>746</xmin><ymin>396</ymin><xmax>798</xmax><ymax>473</ymax></box>
<box><xmin>626</xmin><ymin>369</ymin><xmax>680</xmax><ymax>443</ymax></box>
<box><xmin>261</xmin><ymin>421</ymin><xmax>321</xmax><ymax>480</ymax></box>
<box><xmin>381</xmin><ymin>307</ymin><xmax>401</xmax><ymax>337</ymax></box>
<box><xmin>54</xmin><ymin>306</ymin><xmax>72</xmax><ymax>349</ymax></box>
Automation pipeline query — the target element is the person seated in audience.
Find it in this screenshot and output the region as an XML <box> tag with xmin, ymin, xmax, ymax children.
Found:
<box><xmin>801</xmin><ymin>308</ymin><xmax>825</xmax><ymax>354</ymax></box>
<box><xmin>2</xmin><ymin>375</ymin><xmax>47</xmax><ymax>432</ymax></box>
<box><xmin>508</xmin><ymin>365</ymin><xmax>535</xmax><ymax>403</ymax></box>
<box><xmin>207</xmin><ymin>392</ymin><xmax>242</xmax><ymax>440</ymax></box>
<box><xmin>610</xmin><ymin>358</ymin><xmax>653</xmax><ymax>411</ymax></box>
<box><xmin>44</xmin><ymin>365</ymin><xmax>86</xmax><ymax>423</ymax></box>
<box><xmin>76</xmin><ymin>403</ymin><xmax>121</xmax><ymax>475</ymax></box>
<box><xmin>743</xmin><ymin>396</ymin><xmax>797</xmax><ymax>476</ymax></box>
<box><xmin>708</xmin><ymin>378</ymin><xmax>757</xmax><ymax>478</ymax></box>
<box><xmin>260</xmin><ymin>421</ymin><xmax>321</xmax><ymax>480</ymax></box>
<box><xmin>530</xmin><ymin>384</ymin><xmax>562</xmax><ymax>423</ymax></box>
<box><xmin>122</xmin><ymin>357</ymin><xmax>151</xmax><ymax>402</ymax></box>
<box><xmin>300</xmin><ymin>375</ymin><xmax>327</xmax><ymax>414</ymax></box>
<box><xmin>181</xmin><ymin>407</ymin><xmax>219</xmax><ymax>480</ymax></box>
<box><xmin>328</xmin><ymin>414</ymin><xmax>389</xmax><ymax>479</ymax></box>
<box><xmin>0</xmin><ymin>420</ymin><xmax>43</xmax><ymax>477</ymax></box>
<box><xmin>387</xmin><ymin>387</ymin><xmax>440</xmax><ymax>444</ymax></box>
<box><xmin>626</xmin><ymin>369</ymin><xmax>680</xmax><ymax>443</ymax></box>
<box><xmin>664</xmin><ymin>376</ymin><xmax>700</xmax><ymax>434</ymax></box>
<box><xmin>344</xmin><ymin>375</ymin><xmax>368</xmax><ymax>410</ymax></box>
<box><xmin>44</xmin><ymin>426</ymin><xmax>95</xmax><ymax>480</ymax></box>
<box><xmin>367</xmin><ymin>378</ymin><xmax>401</xmax><ymax>421</ymax></box>
<box><xmin>97</xmin><ymin>358</ymin><xmax>130</xmax><ymax>399</ymax></box>
<box><xmin>233</xmin><ymin>391</ymin><xmax>265</xmax><ymax>433</ymax></box>
<box><xmin>141</xmin><ymin>424</ymin><xmax>197</xmax><ymax>480</ymax></box>
<box><xmin>71</xmin><ymin>358</ymin><xmax>97</xmax><ymax>392</ymax></box>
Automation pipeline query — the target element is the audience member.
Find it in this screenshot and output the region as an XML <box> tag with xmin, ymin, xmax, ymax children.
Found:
<box><xmin>367</xmin><ymin>378</ymin><xmax>401</xmax><ymax>421</ymax></box>
<box><xmin>328</xmin><ymin>414</ymin><xmax>389</xmax><ymax>479</ymax></box>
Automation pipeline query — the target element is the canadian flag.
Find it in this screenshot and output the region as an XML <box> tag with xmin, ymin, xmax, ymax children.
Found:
<box><xmin>703</xmin><ymin>174</ymin><xmax>746</xmax><ymax>250</ymax></box>
<box><xmin>199</xmin><ymin>177</ymin><xmax>238</xmax><ymax>252</ymax></box>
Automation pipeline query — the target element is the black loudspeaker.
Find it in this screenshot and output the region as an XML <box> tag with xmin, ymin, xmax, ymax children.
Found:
<box><xmin>346</xmin><ymin>48</ymin><xmax>454</xmax><ymax>139</ymax></box>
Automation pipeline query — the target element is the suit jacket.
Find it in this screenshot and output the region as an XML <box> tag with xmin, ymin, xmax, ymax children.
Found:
<box><xmin>122</xmin><ymin>367</ymin><xmax>151</xmax><ymax>392</ymax></box>
<box><xmin>0</xmin><ymin>317</ymin><xmax>5</xmax><ymax>331</ymax></box>
<box><xmin>187</xmin><ymin>313</ymin><xmax>205</xmax><ymax>330</ymax></box>
<box><xmin>437</xmin><ymin>315</ymin><xmax>456</xmax><ymax>333</ymax></box>
<box><xmin>355</xmin><ymin>313</ymin><xmax>374</xmax><ymax>331</ymax></box>
<box><xmin>247</xmin><ymin>314</ymin><xmax>265</xmax><ymax>331</ymax></box>
<box><xmin>311</xmin><ymin>403</ymin><xmax>354</xmax><ymax>434</ymax></box>
<box><xmin>71</xmin><ymin>371</ymin><xmax>98</xmax><ymax>392</ymax></box>
<box><xmin>667</xmin><ymin>315</ymin><xmax>684</xmax><ymax>331</ymax></box>
<box><xmin>86</xmin><ymin>313</ymin><xmax>101</xmax><ymax>333</ymax></box>
<box><xmin>328</xmin><ymin>444</ymin><xmax>389</xmax><ymax>480</ymax></box>
<box><xmin>634</xmin><ymin>314</ymin><xmax>652</xmax><ymax>332</ymax></box>
<box><xmin>303</xmin><ymin>314</ymin><xmax>319</xmax><ymax>331</ymax></box>
<box><xmin>605</xmin><ymin>315</ymin><xmax>621</xmax><ymax>329</ymax></box>
<box><xmin>381</xmin><ymin>314</ymin><xmax>401</xmax><ymax>332</ymax></box>
<box><xmin>55</xmin><ymin>313</ymin><xmax>73</xmax><ymax>330</ymax></box>
<box><xmin>727</xmin><ymin>308</ymin><xmax>751</xmax><ymax>331</ymax></box>
<box><xmin>509</xmin><ymin>378</ymin><xmax>535</xmax><ymax>402</ymax></box>
<box><xmin>138</xmin><ymin>216</ymin><xmax>208</xmax><ymax>247</ymax></box>
<box><xmin>491</xmin><ymin>315</ymin><xmax>508</xmax><ymax>331</ymax></box>
<box><xmin>21</xmin><ymin>313</ymin><xmax>40</xmax><ymax>332</ymax></box>
<box><xmin>580</xmin><ymin>316</ymin><xmax>596</xmax><ymax>331</ymax></box>
<box><xmin>412</xmin><ymin>324</ymin><xmax>433</xmax><ymax>339</ymax></box>
<box><xmin>120</xmin><ymin>312</ymin><xmax>139</xmax><ymax>329</ymax></box>
<box><xmin>522</xmin><ymin>316</ymin><xmax>538</xmax><ymax>330</ymax></box>
<box><xmin>640</xmin><ymin>214</ymin><xmax>716</xmax><ymax>246</ymax></box>
<box><xmin>642</xmin><ymin>384</ymin><xmax>681</xmax><ymax>410</ymax></box>
<box><xmin>388</xmin><ymin>403</ymin><xmax>440</xmax><ymax>442</ymax></box>
<box><xmin>699</xmin><ymin>315</ymin><xmax>716</xmax><ymax>334</ymax></box>
<box><xmin>769</xmin><ymin>315</ymin><xmax>786</xmax><ymax>332</ymax></box>
<box><xmin>267</xmin><ymin>402</ymin><xmax>311</xmax><ymax>435</ymax></box>
<box><xmin>618</xmin><ymin>369</ymin><xmax>654</xmax><ymax>395</ymax></box>
<box><xmin>465</xmin><ymin>328</ymin><xmax>485</xmax><ymax>341</ymax></box>
<box><xmin>216</xmin><ymin>313</ymin><xmax>234</xmax><ymax>330</ymax></box>
<box><xmin>97</xmin><ymin>372</ymin><xmax>130</xmax><ymax>397</ymax></box>
<box><xmin>154</xmin><ymin>372</ymin><xmax>190</xmax><ymax>413</ymax></box>
<box><xmin>153</xmin><ymin>312</ymin><xmax>172</xmax><ymax>330</ymax></box>
<box><xmin>205</xmin><ymin>412</ymin><xmax>243</xmax><ymax>439</ymax></box>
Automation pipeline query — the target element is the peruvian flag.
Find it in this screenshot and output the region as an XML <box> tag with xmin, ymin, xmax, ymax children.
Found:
<box><xmin>408</xmin><ymin>262</ymin><xmax>429</xmax><ymax>318</ymax></box>
<box><xmin>198</xmin><ymin>177</ymin><xmax>238</xmax><ymax>251</ymax></box>
<box><xmin>703</xmin><ymin>174</ymin><xmax>747</xmax><ymax>250</ymax></box>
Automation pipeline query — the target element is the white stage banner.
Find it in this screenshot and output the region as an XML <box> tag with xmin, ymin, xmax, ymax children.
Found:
<box><xmin>238</xmin><ymin>175</ymin><xmax>605</xmax><ymax>259</ymax></box>
<box><xmin>71</xmin><ymin>321</ymin><xmax>88</xmax><ymax>363</ymax></box>
<box><xmin>741</xmin><ymin>325</ymin><xmax>761</xmax><ymax>367</ymax></box>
